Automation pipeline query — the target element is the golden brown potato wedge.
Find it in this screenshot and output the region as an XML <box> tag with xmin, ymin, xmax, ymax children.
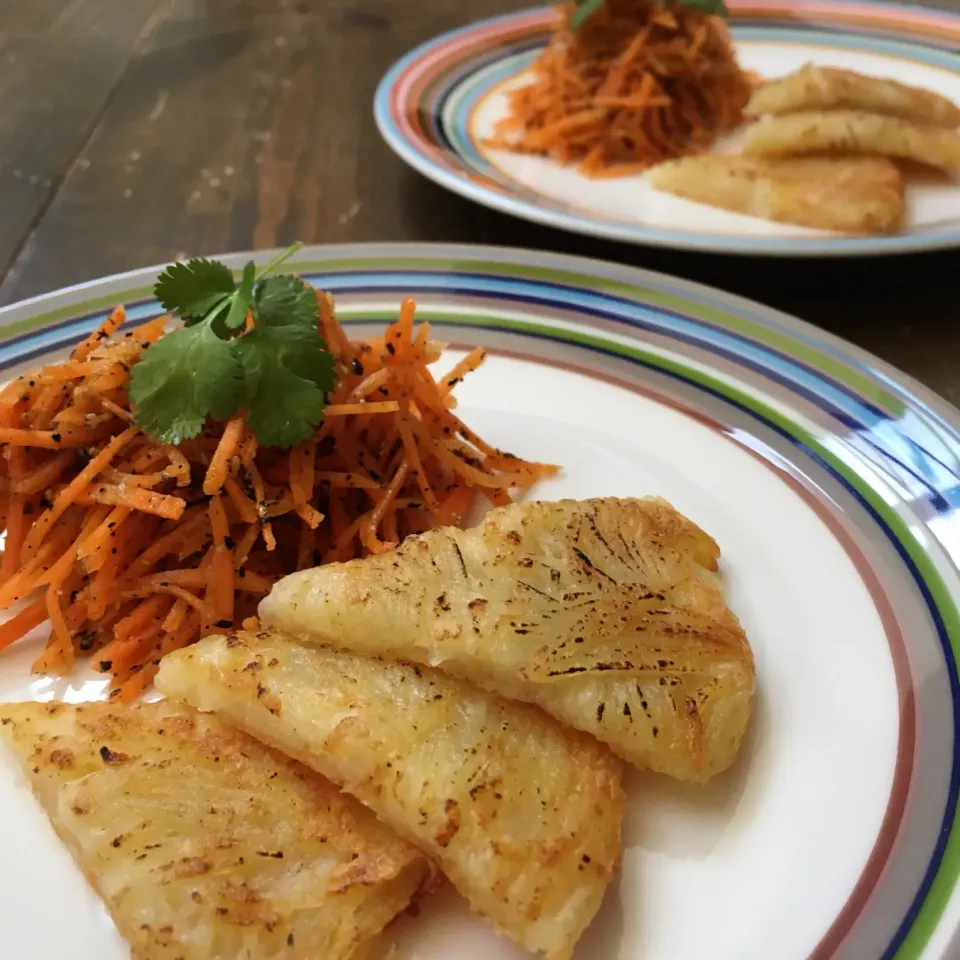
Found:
<box><xmin>746</xmin><ymin>63</ymin><xmax>960</xmax><ymax>126</ymax></box>
<box><xmin>156</xmin><ymin>631</ymin><xmax>625</xmax><ymax>960</ymax></box>
<box><xmin>258</xmin><ymin>497</ymin><xmax>755</xmax><ymax>783</ymax></box>
<box><xmin>649</xmin><ymin>154</ymin><xmax>904</xmax><ymax>233</ymax></box>
<box><xmin>0</xmin><ymin>700</ymin><xmax>430</xmax><ymax>960</ymax></box>
<box><xmin>743</xmin><ymin>110</ymin><xmax>960</xmax><ymax>169</ymax></box>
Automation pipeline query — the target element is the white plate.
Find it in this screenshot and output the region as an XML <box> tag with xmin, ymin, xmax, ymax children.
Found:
<box><xmin>375</xmin><ymin>1</ymin><xmax>960</xmax><ymax>256</ymax></box>
<box><xmin>0</xmin><ymin>243</ymin><xmax>958</xmax><ymax>959</ymax></box>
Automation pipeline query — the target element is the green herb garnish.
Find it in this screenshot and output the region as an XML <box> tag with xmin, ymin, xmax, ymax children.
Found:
<box><xmin>571</xmin><ymin>0</ymin><xmax>728</xmax><ymax>30</ymax></box>
<box><xmin>570</xmin><ymin>0</ymin><xmax>604</xmax><ymax>28</ymax></box>
<box><xmin>129</xmin><ymin>242</ymin><xmax>336</xmax><ymax>449</ymax></box>
<box><xmin>673</xmin><ymin>0</ymin><xmax>729</xmax><ymax>14</ymax></box>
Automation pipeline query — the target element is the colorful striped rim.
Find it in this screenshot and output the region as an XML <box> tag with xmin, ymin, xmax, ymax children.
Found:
<box><xmin>373</xmin><ymin>0</ymin><xmax>960</xmax><ymax>256</ymax></box>
<box><xmin>1</xmin><ymin>243</ymin><xmax>959</xmax><ymax>957</ymax></box>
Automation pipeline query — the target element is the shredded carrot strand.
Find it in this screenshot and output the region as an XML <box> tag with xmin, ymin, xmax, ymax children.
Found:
<box><xmin>72</xmin><ymin>306</ymin><xmax>126</xmax><ymax>363</ymax></box>
<box><xmin>233</xmin><ymin>524</ymin><xmax>261</xmax><ymax>571</ymax></box>
<box><xmin>236</xmin><ymin>569</ymin><xmax>273</xmax><ymax>594</ymax></box>
<box><xmin>87</xmin><ymin>550</ymin><xmax>121</xmax><ymax>622</ymax></box>
<box><xmin>0</xmin><ymin>429</ymin><xmax>82</xmax><ymax>450</ymax></box>
<box><xmin>223</xmin><ymin>477</ymin><xmax>258</xmax><ymax>524</ymax></box>
<box><xmin>165</xmin><ymin>445</ymin><xmax>191</xmax><ymax>486</ymax></box>
<box><xmin>44</xmin><ymin>583</ymin><xmax>74</xmax><ymax>671</ymax></box>
<box><xmin>362</xmin><ymin>462</ymin><xmax>409</xmax><ymax>555</ymax></box>
<box><xmin>0</xmin><ymin>600</ymin><xmax>47</xmax><ymax>654</ymax></box>
<box><xmin>15</xmin><ymin>451</ymin><xmax>75</xmax><ymax>496</ymax></box>
<box><xmin>21</xmin><ymin>426</ymin><xmax>138</xmax><ymax>560</ymax></box>
<box><xmin>314</xmin><ymin>470</ymin><xmax>381</xmax><ymax>490</ymax></box>
<box><xmin>79</xmin><ymin>483</ymin><xmax>185</xmax><ymax>520</ymax></box>
<box><xmin>324</xmin><ymin>401</ymin><xmax>401</xmax><ymax>417</ymax></box>
<box><xmin>77</xmin><ymin>506</ymin><xmax>132</xmax><ymax>566</ymax></box>
<box><xmin>203</xmin><ymin>417</ymin><xmax>246</xmax><ymax>495</ymax></box>
<box><xmin>122</xmin><ymin>583</ymin><xmax>214</xmax><ymax>622</ymax></box>
<box><xmin>34</xmin><ymin>506</ymin><xmax>111</xmax><ymax>588</ymax></box>
<box><xmin>162</xmin><ymin>598</ymin><xmax>189</xmax><ymax>634</ymax></box>
<box><xmin>439</xmin><ymin>348</ymin><xmax>487</xmax><ymax>397</ymax></box>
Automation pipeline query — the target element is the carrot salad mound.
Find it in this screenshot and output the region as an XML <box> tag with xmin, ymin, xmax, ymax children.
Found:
<box><xmin>0</xmin><ymin>258</ymin><xmax>556</xmax><ymax>700</ymax></box>
<box><xmin>489</xmin><ymin>0</ymin><xmax>753</xmax><ymax>177</ymax></box>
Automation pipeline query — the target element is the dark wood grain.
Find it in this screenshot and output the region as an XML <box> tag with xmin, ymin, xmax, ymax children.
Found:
<box><xmin>0</xmin><ymin>0</ymin><xmax>520</xmax><ymax>302</ymax></box>
<box><xmin>0</xmin><ymin>0</ymin><xmax>958</xmax><ymax>402</ymax></box>
<box><xmin>0</xmin><ymin>0</ymin><xmax>171</xmax><ymax>281</ymax></box>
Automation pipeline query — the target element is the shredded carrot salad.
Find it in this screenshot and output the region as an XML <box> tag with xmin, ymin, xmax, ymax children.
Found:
<box><xmin>0</xmin><ymin>295</ymin><xmax>557</xmax><ymax>699</ymax></box>
<box><xmin>489</xmin><ymin>0</ymin><xmax>753</xmax><ymax>176</ymax></box>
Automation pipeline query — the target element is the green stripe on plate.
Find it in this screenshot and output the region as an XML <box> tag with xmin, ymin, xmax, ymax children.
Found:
<box><xmin>0</xmin><ymin>286</ymin><xmax>156</xmax><ymax>341</ymax></box>
<box><xmin>306</xmin><ymin>258</ymin><xmax>906</xmax><ymax>414</ymax></box>
<box><xmin>0</xmin><ymin>257</ymin><xmax>905</xmax><ymax>416</ymax></box>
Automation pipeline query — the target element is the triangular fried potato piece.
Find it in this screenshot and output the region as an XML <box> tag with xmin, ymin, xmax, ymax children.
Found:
<box><xmin>257</xmin><ymin>497</ymin><xmax>755</xmax><ymax>783</ymax></box>
<box><xmin>746</xmin><ymin>63</ymin><xmax>960</xmax><ymax>127</ymax></box>
<box><xmin>743</xmin><ymin>110</ymin><xmax>960</xmax><ymax>170</ymax></box>
<box><xmin>156</xmin><ymin>631</ymin><xmax>625</xmax><ymax>960</ymax></box>
<box><xmin>0</xmin><ymin>700</ymin><xmax>431</xmax><ymax>960</ymax></box>
<box><xmin>649</xmin><ymin>155</ymin><xmax>904</xmax><ymax>233</ymax></box>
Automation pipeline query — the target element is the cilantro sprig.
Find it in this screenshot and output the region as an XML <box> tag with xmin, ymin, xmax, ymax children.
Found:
<box><xmin>129</xmin><ymin>242</ymin><xmax>336</xmax><ymax>449</ymax></box>
<box><xmin>571</xmin><ymin>0</ymin><xmax>728</xmax><ymax>30</ymax></box>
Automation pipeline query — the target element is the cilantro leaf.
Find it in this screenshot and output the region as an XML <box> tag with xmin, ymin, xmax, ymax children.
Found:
<box><xmin>135</xmin><ymin>242</ymin><xmax>336</xmax><ymax>449</ymax></box>
<box><xmin>570</xmin><ymin>0</ymin><xmax>604</xmax><ymax>28</ymax></box>
<box><xmin>129</xmin><ymin>322</ymin><xmax>244</xmax><ymax>445</ymax></box>
<box><xmin>185</xmin><ymin>291</ymin><xmax>233</xmax><ymax>320</ymax></box>
<box><xmin>678</xmin><ymin>0</ymin><xmax>727</xmax><ymax>12</ymax></box>
<box><xmin>253</xmin><ymin>241</ymin><xmax>303</xmax><ymax>283</ymax></box>
<box><xmin>571</xmin><ymin>0</ymin><xmax>728</xmax><ymax>28</ymax></box>
<box><xmin>706</xmin><ymin>0</ymin><xmax>728</xmax><ymax>11</ymax></box>
<box><xmin>232</xmin><ymin>324</ymin><xmax>334</xmax><ymax>448</ymax></box>
<box><xmin>154</xmin><ymin>258</ymin><xmax>236</xmax><ymax>322</ymax></box>
<box><xmin>281</xmin><ymin>327</ymin><xmax>337</xmax><ymax>391</ymax></box>
<box><xmin>254</xmin><ymin>275</ymin><xmax>320</xmax><ymax>330</ymax></box>
<box><xmin>225</xmin><ymin>261</ymin><xmax>257</xmax><ymax>332</ymax></box>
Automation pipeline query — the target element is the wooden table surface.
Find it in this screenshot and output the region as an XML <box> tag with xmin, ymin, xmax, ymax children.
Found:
<box><xmin>2</xmin><ymin>0</ymin><xmax>958</xmax><ymax>402</ymax></box>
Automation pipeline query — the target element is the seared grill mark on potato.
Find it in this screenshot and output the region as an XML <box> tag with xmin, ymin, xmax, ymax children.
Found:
<box><xmin>157</xmin><ymin>632</ymin><xmax>626</xmax><ymax>960</ymax></box>
<box><xmin>259</xmin><ymin>496</ymin><xmax>755</xmax><ymax>784</ymax></box>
